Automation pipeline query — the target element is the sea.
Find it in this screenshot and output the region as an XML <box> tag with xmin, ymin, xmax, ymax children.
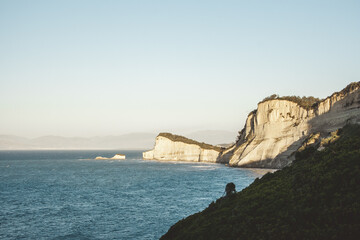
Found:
<box><xmin>0</xmin><ymin>150</ymin><xmax>269</xmax><ymax>240</ymax></box>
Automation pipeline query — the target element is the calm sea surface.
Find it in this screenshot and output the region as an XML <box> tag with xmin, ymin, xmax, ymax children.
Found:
<box><xmin>0</xmin><ymin>150</ymin><xmax>267</xmax><ymax>240</ymax></box>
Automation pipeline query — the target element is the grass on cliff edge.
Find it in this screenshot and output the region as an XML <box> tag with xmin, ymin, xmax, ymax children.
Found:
<box><xmin>158</xmin><ymin>132</ymin><xmax>223</xmax><ymax>151</ymax></box>
<box><xmin>161</xmin><ymin>124</ymin><xmax>360</xmax><ymax>240</ymax></box>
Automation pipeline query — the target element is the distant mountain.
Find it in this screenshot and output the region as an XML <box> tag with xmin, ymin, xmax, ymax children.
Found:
<box><xmin>0</xmin><ymin>135</ymin><xmax>34</xmax><ymax>149</ymax></box>
<box><xmin>0</xmin><ymin>131</ymin><xmax>237</xmax><ymax>150</ymax></box>
<box><xmin>0</xmin><ymin>133</ymin><xmax>157</xmax><ymax>150</ymax></box>
<box><xmin>186</xmin><ymin>130</ymin><xmax>236</xmax><ymax>146</ymax></box>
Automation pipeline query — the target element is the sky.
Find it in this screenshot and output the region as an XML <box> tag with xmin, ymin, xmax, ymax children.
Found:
<box><xmin>0</xmin><ymin>0</ymin><xmax>359</xmax><ymax>138</ymax></box>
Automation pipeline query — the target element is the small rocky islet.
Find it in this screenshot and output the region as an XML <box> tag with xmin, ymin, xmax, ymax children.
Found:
<box><xmin>95</xmin><ymin>154</ymin><xmax>126</xmax><ymax>160</ymax></box>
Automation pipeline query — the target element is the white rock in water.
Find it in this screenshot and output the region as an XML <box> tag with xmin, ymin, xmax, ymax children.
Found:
<box><xmin>94</xmin><ymin>154</ymin><xmax>125</xmax><ymax>160</ymax></box>
<box><xmin>95</xmin><ymin>156</ymin><xmax>108</xmax><ymax>160</ymax></box>
<box><xmin>111</xmin><ymin>154</ymin><xmax>126</xmax><ymax>160</ymax></box>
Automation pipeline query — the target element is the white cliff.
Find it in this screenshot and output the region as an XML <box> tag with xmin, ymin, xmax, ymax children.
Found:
<box><xmin>219</xmin><ymin>82</ymin><xmax>360</xmax><ymax>168</ymax></box>
<box><xmin>143</xmin><ymin>133</ymin><xmax>222</xmax><ymax>163</ymax></box>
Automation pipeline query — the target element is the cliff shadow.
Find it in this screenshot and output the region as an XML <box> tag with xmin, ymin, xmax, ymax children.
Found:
<box><xmin>307</xmin><ymin>89</ymin><xmax>360</xmax><ymax>134</ymax></box>
<box><xmin>237</xmin><ymin>137</ymin><xmax>307</xmax><ymax>169</ymax></box>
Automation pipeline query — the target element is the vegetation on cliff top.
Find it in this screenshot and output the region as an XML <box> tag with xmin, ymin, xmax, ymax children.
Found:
<box><xmin>259</xmin><ymin>82</ymin><xmax>359</xmax><ymax>110</ymax></box>
<box><xmin>158</xmin><ymin>133</ymin><xmax>223</xmax><ymax>151</ymax></box>
<box><xmin>235</xmin><ymin>82</ymin><xmax>360</xmax><ymax>143</ymax></box>
<box><xmin>161</xmin><ymin>124</ymin><xmax>360</xmax><ymax>240</ymax></box>
<box><xmin>336</xmin><ymin>81</ymin><xmax>360</xmax><ymax>96</ymax></box>
<box><xmin>260</xmin><ymin>94</ymin><xmax>322</xmax><ymax>109</ymax></box>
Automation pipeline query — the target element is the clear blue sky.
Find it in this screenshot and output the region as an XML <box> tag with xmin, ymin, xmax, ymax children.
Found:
<box><xmin>0</xmin><ymin>0</ymin><xmax>359</xmax><ymax>137</ymax></box>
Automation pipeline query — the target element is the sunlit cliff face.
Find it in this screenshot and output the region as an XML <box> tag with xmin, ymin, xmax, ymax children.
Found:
<box><xmin>219</xmin><ymin>84</ymin><xmax>360</xmax><ymax>168</ymax></box>
<box><xmin>143</xmin><ymin>136</ymin><xmax>221</xmax><ymax>163</ymax></box>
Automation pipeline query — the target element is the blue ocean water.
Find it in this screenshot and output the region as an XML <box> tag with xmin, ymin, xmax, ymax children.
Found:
<box><xmin>0</xmin><ymin>150</ymin><xmax>268</xmax><ymax>240</ymax></box>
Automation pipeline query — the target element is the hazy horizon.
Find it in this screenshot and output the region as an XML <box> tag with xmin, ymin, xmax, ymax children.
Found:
<box><xmin>1</xmin><ymin>1</ymin><xmax>359</xmax><ymax>138</ymax></box>
<box><xmin>0</xmin><ymin>129</ymin><xmax>235</xmax><ymax>139</ymax></box>
<box><xmin>0</xmin><ymin>130</ymin><xmax>237</xmax><ymax>150</ymax></box>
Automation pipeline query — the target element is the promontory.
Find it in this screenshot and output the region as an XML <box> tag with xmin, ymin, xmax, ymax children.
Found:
<box><xmin>143</xmin><ymin>133</ymin><xmax>223</xmax><ymax>163</ymax></box>
<box><xmin>143</xmin><ymin>82</ymin><xmax>360</xmax><ymax>168</ymax></box>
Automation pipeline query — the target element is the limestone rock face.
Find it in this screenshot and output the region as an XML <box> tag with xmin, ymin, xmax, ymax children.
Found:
<box><xmin>219</xmin><ymin>82</ymin><xmax>360</xmax><ymax>168</ymax></box>
<box><xmin>143</xmin><ymin>135</ymin><xmax>221</xmax><ymax>163</ymax></box>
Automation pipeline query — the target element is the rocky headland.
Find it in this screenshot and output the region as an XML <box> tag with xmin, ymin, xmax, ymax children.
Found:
<box><xmin>143</xmin><ymin>133</ymin><xmax>223</xmax><ymax>163</ymax></box>
<box><xmin>144</xmin><ymin>82</ymin><xmax>360</xmax><ymax>168</ymax></box>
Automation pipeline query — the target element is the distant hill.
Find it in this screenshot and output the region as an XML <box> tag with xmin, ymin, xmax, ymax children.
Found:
<box><xmin>161</xmin><ymin>124</ymin><xmax>360</xmax><ymax>240</ymax></box>
<box><xmin>0</xmin><ymin>130</ymin><xmax>237</xmax><ymax>150</ymax></box>
<box><xmin>0</xmin><ymin>133</ymin><xmax>157</xmax><ymax>150</ymax></box>
<box><xmin>0</xmin><ymin>135</ymin><xmax>34</xmax><ymax>149</ymax></box>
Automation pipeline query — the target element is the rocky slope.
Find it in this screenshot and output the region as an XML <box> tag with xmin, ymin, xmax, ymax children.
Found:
<box><xmin>143</xmin><ymin>133</ymin><xmax>222</xmax><ymax>163</ymax></box>
<box><xmin>218</xmin><ymin>82</ymin><xmax>360</xmax><ymax>168</ymax></box>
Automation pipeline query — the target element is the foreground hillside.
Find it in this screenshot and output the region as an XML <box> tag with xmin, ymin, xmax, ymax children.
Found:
<box><xmin>161</xmin><ymin>124</ymin><xmax>360</xmax><ymax>240</ymax></box>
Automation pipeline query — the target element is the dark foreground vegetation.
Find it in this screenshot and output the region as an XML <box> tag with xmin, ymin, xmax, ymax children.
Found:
<box><xmin>161</xmin><ymin>124</ymin><xmax>360</xmax><ymax>240</ymax></box>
